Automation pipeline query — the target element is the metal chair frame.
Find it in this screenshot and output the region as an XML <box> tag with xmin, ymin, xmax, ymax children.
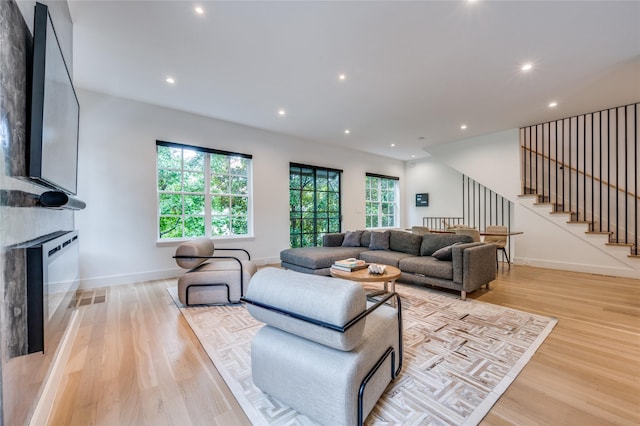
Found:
<box><xmin>242</xmin><ymin>292</ymin><xmax>403</xmax><ymax>426</ymax></box>
<box><xmin>174</xmin><ymin>248</ymin><xmax>251</xmax><ymax>306</ymax></box>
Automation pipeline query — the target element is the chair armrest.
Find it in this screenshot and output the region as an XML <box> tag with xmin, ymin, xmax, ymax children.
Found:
<box><xmin>210</xmin><ymin>247</ymin><xmax>251</xmax><ymax>260</ymax></box>
<box><xmin>241</xmin><ymin>292</ymin><xmax>400</xmax><ymax>333</ymax></box>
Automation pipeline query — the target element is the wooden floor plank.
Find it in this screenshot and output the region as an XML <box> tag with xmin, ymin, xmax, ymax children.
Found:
<box><xmin>47</xmin><ymin>264</ymin><xmax>639</xmax><ymax>425</ymax></box>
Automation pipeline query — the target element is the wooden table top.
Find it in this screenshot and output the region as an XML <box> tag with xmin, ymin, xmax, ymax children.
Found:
<box><xmin>428</xmin><ymin>229</ymin><xmax>523</xmax><ymax>236</ymax></box>
<box><xmin>330</xmin><ymin>265</ymin><xmax>401</xmax><ymax>282</ymax></box>
<box><xmin>480</xmin><ymin>231</ymin><xmax>523</xmax><ymax>236</ymax></box>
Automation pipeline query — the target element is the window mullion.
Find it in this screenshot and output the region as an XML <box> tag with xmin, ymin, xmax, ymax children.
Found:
<box><xmin>181</xmin><ymin>151</ymin><xmax>186</xmax><ymax>237</ymax></box>
<box><xmin>378</xmin><ymin>180</ymin><xmax>383</xmax><ymax>227</ymax></box>
<box><xmin>204</xmin><ymin>153</ymin><xmax>212</xmax><ymax>237</ymax></box>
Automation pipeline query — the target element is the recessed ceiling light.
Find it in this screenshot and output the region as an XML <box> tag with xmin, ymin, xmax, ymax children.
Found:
<box><xmin>194</xmin><ymin>6</ymin><xmax>204</xmax><ymax>15</ymax></box>
<box><xmin>549</xmin><ymin>101</ymin><xmax>558</xmax><ymax>108</ymax></box>
<box><xmin>165</xmin><ymin>77</ymin><xmax>175</xmax><ymax>84</ymax></box>
<box><xmin>344</xmin><ymin>129</ymin><xmax>350</xmax><ymax>134</ymax></box>
<box><xmin>278</xmin><ymin>109</ymin><xmax>286</xmax><ymax>116</ymax></box>
<box><xmin>338</xmin><ymin>73</ymin><xmax>346</xmax><ymax>81</ymax></box>
<box><xmin>521</xmin><ymin>62</ymin><xmax>533</xmax><ymax>72</ymax></box>
<box><xmin>390</xmin><ymin>143</ymin><xmax>396</xmax><ymax>147</ymax></box>
<box><xmin>411</xmin><ymin>155</ymin><xmax>416</xmax><ymax>158</ymax></box>
<box><xmin>460</xmin><ymin>124</ymin><xmax>467</xmax><ymax>130</ymax></box>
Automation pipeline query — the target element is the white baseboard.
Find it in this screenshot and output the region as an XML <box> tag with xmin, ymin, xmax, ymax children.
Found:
<box><xmin>79</xmin><ymin>257</ymin><xmax>283</xmax><ymax>289</ymax></box>
<box><xmin>515</xmin><ymin>257</ymin><xmax>640</xmax><ymax>279</ymax></box>
<box><xmin>79</xmin><ymin>267</ymin><xmax>182</xmax><ymax>289</ymax></box>
<box><xmin>29</xmin><ymin>309</ymin><xmax>83</xmax><ymax>426</ymax></box>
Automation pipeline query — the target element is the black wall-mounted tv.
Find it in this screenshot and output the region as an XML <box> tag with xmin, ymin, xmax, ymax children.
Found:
<box><xmin>28</xmin><ymin>2</ymin><xmax>80</xmax><ymax>195</ymax></box>
<box><xmin>416</xmin><ymin>193</ymin><xmax>429</xmax><ymax>207</ymax></box>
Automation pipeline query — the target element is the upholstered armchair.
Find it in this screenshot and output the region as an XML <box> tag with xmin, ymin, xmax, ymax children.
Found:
<box><xmin>484</xmin><ymin>225</ymin><xmax>510</xmax><ymax>268</ymax></box>
<box><xmin>242</xmin><ymin>267</ymin><xmax>403</xmax><ymax>426</ymax></box>
<box><xmin>411</xmin><ymin>225</ymin><xmax>430</xmax><ymax>235</ymax></box>
<box><xmin>174</xmin><ymin>238</ymin><xmax>257</xmax><ymax>306</ymax></box>
<box><xmin>454</xmin><ymin>227</ymin><xmax>481</xmax><ymax>242</ymax></box>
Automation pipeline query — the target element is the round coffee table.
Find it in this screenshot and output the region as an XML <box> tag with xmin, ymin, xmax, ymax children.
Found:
<box><xmin>330</xmin><ymin>265</ymin><xmax>401</xmax><ymax>301</ymax></box>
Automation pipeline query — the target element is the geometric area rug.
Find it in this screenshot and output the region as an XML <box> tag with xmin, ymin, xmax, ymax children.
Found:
<box><xmin>167</xmin><ymin>283</ymin><xmax>557</xmax><ymax>426</ymax></box>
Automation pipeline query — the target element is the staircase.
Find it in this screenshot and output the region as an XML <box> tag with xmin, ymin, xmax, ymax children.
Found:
<box><xmin>518</xmin><ymin>194</ymin><xmax>638</xmax><ymax>273</ymax></box>
<box><xmin>520</xmin><ymin>103</ymin><xmax>639</xmax><ymax>261</ymax></box>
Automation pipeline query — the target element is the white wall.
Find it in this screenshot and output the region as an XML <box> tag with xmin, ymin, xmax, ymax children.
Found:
<box><xmin>418</xmin><ymin>128</ymin><xmax>639</xmax><ymax>278</ymax></box>
<box><xmin>425</xmin><ymin>129</ymin><xmax>521</xmax><ymax>200</ymax></box>
<box><xmin>403</xmin><ymin>157</ymin><xmax>463</xmax><ymax>227</ymax></box>
<box><xmin>76</xmin><ymin>90</ymin><xmax>405</xmax><ymax>288</ymax></box>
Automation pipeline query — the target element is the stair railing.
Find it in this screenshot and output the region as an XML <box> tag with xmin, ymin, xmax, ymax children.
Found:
<box><xmin>520</xmin><ymin>103</ymin><xmax>638</xmax><ymax>255</ymax></box>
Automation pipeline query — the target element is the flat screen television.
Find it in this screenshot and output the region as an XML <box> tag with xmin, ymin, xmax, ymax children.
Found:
<box><xmin>28</xmin><ymin>2</ymin><xmax>79</xmax><ymax>195</ymax></box>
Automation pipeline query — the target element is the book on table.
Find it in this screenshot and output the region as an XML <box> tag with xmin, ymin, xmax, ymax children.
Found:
<box><xmin>331</xmin><ymin>262</ymin><xmax>369</xmax><ymax>272</ymax></box>
<box><xmin>334</xmin><ymin>258</ymin><xmax>366</xmax><ymax>268</ymax></box>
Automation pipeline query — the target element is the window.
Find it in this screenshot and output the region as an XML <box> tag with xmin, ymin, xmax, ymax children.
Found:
<box><xmin>366</xmin><ymin>173</ymin><xmax>399</xmax><ymax>228</ymax></box>
<box><xmin>289</xmin><ymin>163</ymin><xmax>342</xmax><ymax>248</ymax></box>
<box><xmin>156</xmin><ymin>141</ymin><xmax>252</xmax><ymax>240</ymax></box>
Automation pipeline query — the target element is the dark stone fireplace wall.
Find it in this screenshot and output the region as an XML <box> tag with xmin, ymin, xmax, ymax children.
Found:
<box><xmin>0</xmin><ymin>1</ymin><xmax>75</xmax><ymax>425</ymax></box>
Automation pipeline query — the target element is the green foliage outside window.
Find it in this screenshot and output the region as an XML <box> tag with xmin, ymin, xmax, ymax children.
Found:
<box><xmin>157</xmin><ymin>144</ymin><xmax>251</xmax><ymax>239</ymax></box>
<box><xmin>366</xmin><ymin>175</ymin><xmax>398</xmax><ymax>228</ymax></box>
<box><xmin>289</xmin><ymin>165</ymin><xmax>341</xmax><ymax>248</ymax></box>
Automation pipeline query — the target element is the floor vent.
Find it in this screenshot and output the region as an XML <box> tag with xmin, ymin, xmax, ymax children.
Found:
<box><xmin>72</xmin><ymin>288</ymin><xmax>108</xmax><ymax>307</ymax></box>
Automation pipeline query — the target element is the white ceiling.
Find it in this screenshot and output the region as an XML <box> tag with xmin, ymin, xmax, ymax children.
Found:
<box><xmin>68</xmin><ymin>0</ymin><xmax>640</xmax><ymax>161</ymax></box>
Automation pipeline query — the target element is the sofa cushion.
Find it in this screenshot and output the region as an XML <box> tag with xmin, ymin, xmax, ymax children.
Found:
<box><xmin>369</xmin><ymin>230</ymin><xmax>390</xmax><ymax>250</ymax></box>
<box><xmin>399</xmin><ymin>256</ymin><xmax>454</xmax><ymax>281</ymax></box>
<box><xmin>359</xmin><ymin>250</ymin><xmax>415</xmax><ymax>267</ymax></box>
<box><xmin>432</xmin><ymin>242</ymin><xmax>461</xmax><ymax>261</ymax></box>
<box><xmin>342</xmin><ymin>230</ymin><xmax>364</xmax><ymax>247</ymax></box>
<box><xmin>322</xmin><ymin>233</ymin><xmax>344</xmax><ymax>247</ymax></box>
<box><xmin>420</xmin><ymin>233</ymin><xmax>473</xmax><ymax>256</ymax></box>
<box><xmin>360</xmin><ymin>230</ymin><xmax>371</xmax><ymax>247</ymax></box>
<box><xmin>280</xmin><ymin>246</ymin><xmax>367</xmax><ymax>270</ymax></box>
<box><xmin>251</xmin><ymin>302</ymin><xmax>398</xmax><ymax>426</ymax></box>
<box><xmin>244</xmin><ymin>268</ymin><xmax>367</xmax><ymax>351</ymax></box>
<box><xmin>389</xmin><ymin>230</ymin><xmax>423</xmax><ymax>255</ymax></box>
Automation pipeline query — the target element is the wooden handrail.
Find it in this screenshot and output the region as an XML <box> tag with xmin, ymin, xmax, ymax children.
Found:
<box><xmin>521</xmin><ymin>145</ymin><xmax>640</xmax><ymax>201</ymax></box>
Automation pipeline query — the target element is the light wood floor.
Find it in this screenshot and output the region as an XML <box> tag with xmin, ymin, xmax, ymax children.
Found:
<box><xmin>48</xmin><ymin>264</ymin><xmax>640</xmax><ymax>425</ymax></box>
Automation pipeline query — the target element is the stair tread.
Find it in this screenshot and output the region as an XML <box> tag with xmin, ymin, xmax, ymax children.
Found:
<box><xmin>605</xmin><ymin>242</ymin><xmax>634</xmax><ymax>247</ymax></box>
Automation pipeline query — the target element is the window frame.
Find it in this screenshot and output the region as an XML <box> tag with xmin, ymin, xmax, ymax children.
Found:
<box><xmin>289</xmin><ymin>163</ymin><xmax>342</xmax><ymax>248</ymax></box>
<box><xmin>156</xmin><ymin>140</ymin><xmax>253</xmax><ymax>242</ymax></box>
<box><xmin>365</xmin><ymin>172</ymin><xmax>400</xmax><ymax>229</ymax></box>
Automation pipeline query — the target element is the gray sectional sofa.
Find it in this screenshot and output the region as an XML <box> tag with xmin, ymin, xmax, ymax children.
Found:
<box><xmin>280</xmin><ymin>229</ymin><xmax>496</xmax><ymax>300</ymax></box>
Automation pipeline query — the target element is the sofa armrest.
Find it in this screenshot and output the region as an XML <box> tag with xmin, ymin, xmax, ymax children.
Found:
<box><xmin>459</xmin><ymin>243</ymin><xmax>497</xmax><ymax>292</ymax></box>
<box><xmin>451</xmin><ymin>242</ymin><xmax>496</xmax><ymax>288</ymax></box>
<box><xmin>323</xmin><ymin>233</ymin><xmax>345</xmax><ymax>247</ymax></box>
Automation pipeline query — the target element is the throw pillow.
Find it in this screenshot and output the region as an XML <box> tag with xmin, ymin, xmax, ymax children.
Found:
<box><xmin>341</xmin><ymin>230</ymin><xmax>364</xmax><ymax>247</ymax></box>
<box><xmin>420</xmin><ymin>234</ymin><xmax>473</xmax><ymax>256</ymax></box>
<box><xmin>360</xmin><ymin>230</ymin><xmax>371</xmax><ymax>247</ymax></box>
<box><xmin>431</xmin><ymin>243</ymin><xmax>460</xmax><ymax>261</ymax></box>
<box><xmin>369</xmin><ymin>230</ymin><xmax>390</xmax><ymax>250</ymax></box>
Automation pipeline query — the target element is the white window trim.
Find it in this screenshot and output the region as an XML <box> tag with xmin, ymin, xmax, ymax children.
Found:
<box><xmin>156</xmin><ymin>141</ymin><xmax>253</xmax><ymax>242</ymax></box>
<box><xmin>365</xmin><ymin>174</ymin><xmax>400</xmax><ymax>229</ymax></box>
